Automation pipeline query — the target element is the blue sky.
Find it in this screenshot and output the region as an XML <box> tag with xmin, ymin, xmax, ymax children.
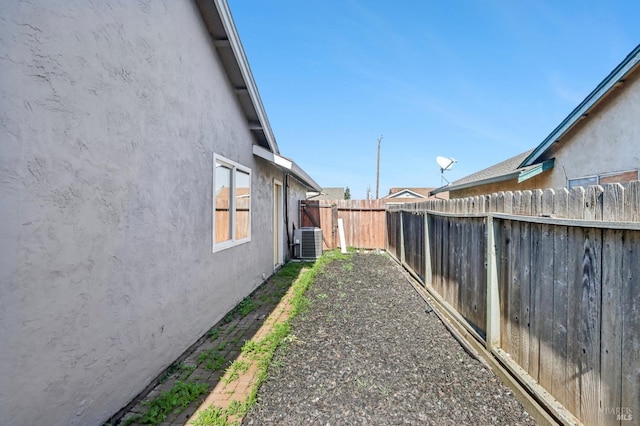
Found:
<box><xmin>228</xmin><ymin>0</ymin><xmax>640</xmax><ymax>199</ymax></box>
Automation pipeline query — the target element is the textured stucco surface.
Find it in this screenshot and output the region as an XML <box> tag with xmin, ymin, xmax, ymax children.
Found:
<box><xmin>0</xmin><ymin>2</ymin><xmax>305</xmax><ymax>424</ymax></box>
<box><xmin>451</xmin><ymin>67</ymin><xmax>640</xmax><ymax>198</ymax></box>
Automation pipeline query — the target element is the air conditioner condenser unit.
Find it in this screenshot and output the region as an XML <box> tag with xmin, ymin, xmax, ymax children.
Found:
<box><xmin>293</xmin><ymin>227</ymin><xmax>323</xmax><ymax>260</ymax></box>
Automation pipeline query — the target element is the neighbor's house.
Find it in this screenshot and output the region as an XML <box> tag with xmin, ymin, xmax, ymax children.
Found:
<box><xmin>431</xmin><ymin>44</ymin><xmax>640</xmax><ymax>199</ymax></box>
<box><xmin>383</xmin><ymin>187</ymin><xmax>447</xmax><ymax>204</ymax></box>
<box><xmin>0</xmin><ymin>1</ymin><xmax>320</xmax><ymax>425</ymax></box>
<box><xmin>306</xmin><ymin>187</ymin><xmax>345</xmax><ymax>200</ymax></box>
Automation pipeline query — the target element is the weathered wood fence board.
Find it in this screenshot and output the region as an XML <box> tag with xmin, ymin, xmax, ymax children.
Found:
<box><xmin>385</xmin><ymin>181</ymin><xmax>640</xmax><ymax>426</ymax></box>
<box><xmin>401</xmin><ymin>212</ymin><xmax>425</xmax><ymax>282</ymax></box>
<box><xmin>300</xmin><ymin>199</ymin><xmax>386</xmax><ymax>249</ymax></box>
<box><xmin>386</xmin><ymin>211</ymin><xmax>400</xmax><ymax>259</ymax></box>
<box><xmin>394</xmin><ymin>182</ymin><xmax>640</xmax><ymax>223</ymax></box>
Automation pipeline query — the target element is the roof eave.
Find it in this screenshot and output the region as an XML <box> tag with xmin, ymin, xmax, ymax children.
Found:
<box><xmin>197</xmin><ymin>0</ymin><xmax>279</xmax><ymax>153</ymax></box>
<box><xmin>384</xmin><ymin>189</ymin><xmax>426</xmax><ymax>199</ymax></box>
<box><xmin>431</xmin><ymin>159</ymin><xmax>555</xmax><ymax>195</ymax></box>
<box><xmin>517</xmin><ymin>159</ymin><xmax>555</xmax><ymax>183</ymax></box>
<box><xmin>519</xmin><ymin>44</ymin><xmax>640</xmax><ymax>168</ymax></box>
<box><xmin>253</xmin><ymin>145</ymin><xmax>322</xmax><ymax>192</ymax></box>
<box><xmin>430</xmin><ymin>172</ymin><xmax>521</xmax><ymax>195</ymax></box>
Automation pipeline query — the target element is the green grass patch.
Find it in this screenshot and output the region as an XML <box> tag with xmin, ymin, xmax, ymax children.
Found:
<box><xmin>128</xmin><ymin>380</ymin><xmax>208</xmax><ymax>425</ymax></box>
<box><xmin>342</xmin><ymin>262</ymin><xmax>354</xmax><ymax>271</ymax></box>
<box><xmin>222</xmin><ymin>359</ymin><xmax>251</xmax><ymax>383</ymax></box>
<box><xmin>208</xmin><ymin>328</ymin><xmax>220</xmax><ymax>341</ymax></box>
<box><xmin>158</xmin><ymin>361</ymin><xmax>195</xmax><ymax>384</ymax></box>
<box><xmin>238</xmin><ymin>298</ymin><xmax>256</xmax><ymax>316</ymax></box>
<box><xmin>198</xmin><ymin>349</ymin><xmax>226</xmax><ymax>371</ymax></box>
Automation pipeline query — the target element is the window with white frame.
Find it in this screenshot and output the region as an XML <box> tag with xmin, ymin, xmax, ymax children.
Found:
<box><xmin>568</xmin><ymin>169</ymin><xmax>638</xmax><ymax>189</ymax></box>
<box><xmin>213</xmin><ymin>154</ymin><xmax>251</xmax><ymax>251</ymax></box>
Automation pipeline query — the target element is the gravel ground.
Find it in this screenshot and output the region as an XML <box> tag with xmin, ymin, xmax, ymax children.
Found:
<box><xmin>243</xmin><ymin>252</ymin><xmax>536</xmax><ymax>425</ymax></box>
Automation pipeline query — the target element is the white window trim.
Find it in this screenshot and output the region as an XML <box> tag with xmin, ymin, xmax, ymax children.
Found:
<box><xmin>213</xmin><ymin>154</ymin><xmax>251</xmax><ymax>252</ymax></box>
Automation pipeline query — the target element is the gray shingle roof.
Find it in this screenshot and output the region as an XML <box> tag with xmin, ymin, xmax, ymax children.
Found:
<box><xmin>449</xmin><ymin>150</ymin><xmax>533</xmax><ymax>187</ymax></box>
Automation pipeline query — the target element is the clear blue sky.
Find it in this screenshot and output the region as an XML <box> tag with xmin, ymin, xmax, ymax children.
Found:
<box><xmin>228</xmin><ymin>0</ymin><xmax>640</xmax><ymax>199</ymax></box>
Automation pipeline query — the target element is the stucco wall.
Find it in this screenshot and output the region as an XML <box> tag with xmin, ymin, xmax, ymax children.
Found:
<box><xmin>0</xmin><ymin>2</ymin><xmax>297</xmax><ymax>424</ymax></box>
<box><xmin>451</xmin><ymin>66</ymin><xmax>640</xmax><ymax>199</ymax></box>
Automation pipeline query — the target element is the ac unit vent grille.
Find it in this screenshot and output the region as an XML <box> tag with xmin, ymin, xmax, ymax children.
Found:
<box><xmin>294</xmin><ymin>227</ymin><xmax>322</xmax><ymax>259</ymax></box>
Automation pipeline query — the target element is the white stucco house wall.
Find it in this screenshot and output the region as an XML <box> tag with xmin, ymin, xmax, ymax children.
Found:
<box><xmin>0</xmin><ymin>1</ymin><xmax>320</xmax><ymax>424</ymax></box>
<box><xmin>431</xmin><ymin>44</ymin><xmax>640</xmax><ymax>199</ymax></box>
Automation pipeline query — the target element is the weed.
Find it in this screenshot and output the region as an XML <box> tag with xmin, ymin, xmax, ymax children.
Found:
<box><xmin>179</xmin><ymin>364</ymin><xmax>196</xmax><ymax>380</ymax></box>
<box><xmin>190</xmin><ymin>406</ymin><xmax>228</xmax><ymax>426</ymax></box>
<box><xmin>223</xmin><ymin>360</ymin><xmax>251</xmax><ymax>383</ymax></box>
<box><xmin>135</xmin><ymin>380</ymin><xmax>208</xmax><ymax>425</ymax></box>
<box><xmin>198</xmin><ymin>349</ymin><xmax>226</xmax><ymax>371</ymax></box>
<box><xmin>238</xmin><ymin>298</ymin><xmax>256</xmax><ymax>316</ymax></box>
<box><xmin>216</xmin><ymin>341</ymin><xmax>228</xmax><ymax>351</ymax></box>
<box><xmin>222</xmin><ymin>311</ymin><xmax>235</xmax><ymax>324</ymax></box>
<box><xmin>208</xmin><ymin>328</ymin><xmax>221</xmax><ymax>341</ymax></box>
<box><xmin>342</xmin><ymin>262</ymin><xmax>354</xmax><ymax>272</ymax></box>
<box><xmin>122</xmin><ymin>414</ymin><xmax>142</xmax><ymax>426</ymax></box>
<box><xmin>378</xmin><ymin>384</ymin><xmax>391</xmax><ymax>396</ymax></box>
<box><xmin>156</xmin><ymin>361</ymin><xmax>196</xmax><ymax>384</ymax></box>
<box><xmin>316</xmin><ymin>293</ymin><xmax>328</xmax><ymax>300</ymax></box>
<box><xmin>355</xmin><ymin>377</ymin><xmax>370</xmax><ymax>389</ymax></box>
<box><xmin>270</xmin><ymin>358</ymin><xmax>286</xmax><ymax>373</ymax></box>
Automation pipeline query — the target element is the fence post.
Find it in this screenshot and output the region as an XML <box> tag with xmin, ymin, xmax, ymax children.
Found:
<box><xmin>331</xmin><ymin>204</ymin><xmax>338</xmax><ymax>249</ymax></box>
<box><xmin>486</xmin><ymin>214</ymin><xmax>500</xmax><ymax>349</ymax></box>
<box><xmin>385</xmin><ymin>209</ymin><xmax>389</xmax><ymax>253</ymax></box>
<box><xmin>424</xmin><ymin>212</ymin><xmax>432</xmax><ymax>285</ymax></box>
<box><xmin>400</xmin><ymin>211</ymin><xmax>405</xmax><ymax>264</ymax></box>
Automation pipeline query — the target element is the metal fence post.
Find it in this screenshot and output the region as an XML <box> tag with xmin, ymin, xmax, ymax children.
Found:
<box><xmin>486</xmin><ymin>214</ymin><xmax>500</xmax><ymax>349</ymax></box>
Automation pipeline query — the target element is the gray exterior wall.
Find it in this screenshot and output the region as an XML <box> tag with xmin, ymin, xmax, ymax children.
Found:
<box><xmin>451</xmin><ymin>67</ymin><xmax>640</xmax><ymax>199</ymax></box>
<box><xmin>0</xmin><ymin>2</ymin><xmax>304</xmax><ymax>424</ymax></box>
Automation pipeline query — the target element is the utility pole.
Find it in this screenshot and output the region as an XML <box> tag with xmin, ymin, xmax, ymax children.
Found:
<box><xmin>375</xmin><ymin>135</ymin><xmax>383</xmax><ymax>199</ymax></box>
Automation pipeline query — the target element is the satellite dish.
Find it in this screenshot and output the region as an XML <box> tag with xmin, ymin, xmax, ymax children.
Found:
<box><xmin>436</xmin><ymin>156</ymin><xmax>456</xmax><ymax>172</ymax></box>
<box><xmin>436</xmin><ymin>156</ymin><xmax>457</xmax><ymax>185</ymax></box>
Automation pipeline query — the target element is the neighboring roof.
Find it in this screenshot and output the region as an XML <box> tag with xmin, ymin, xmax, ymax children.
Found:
<box><xmin>385</xmin><ymin>188</ymin><xmax>435</xmax><ymax>199</ymax></box>
<box><xmin>306</xmin><ymin>187</ymin><xmax>345</xmax><ymax>200</ymax></box>
<box><xmin>196</xmin><ymin>0</ymin><xmax>321</xmax><ymax>192</ymax></box>
<box><xmin>432</xmin><ymin>43</ymin><xmax>640</xmax><ymax>195</ymax></box>
<box><xmin>431</xmin><ymin>150</ymin><xmax>554</xmax><ymax>195</ymax></box>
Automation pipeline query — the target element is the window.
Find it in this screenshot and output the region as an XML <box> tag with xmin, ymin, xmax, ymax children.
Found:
<box><xmin>568</xmin><ymin>175</ymin><xmax>598</xmax><ymax>189</ymax></box>
<box><xmin>568</xmin><ymin>169</ymin><xmax>638</xmax><ymax>189</ymax></box>
<box><xmin>213</xmin><ymin>154</ymin><xmax>251</xmax><ymax>251</ymax></box>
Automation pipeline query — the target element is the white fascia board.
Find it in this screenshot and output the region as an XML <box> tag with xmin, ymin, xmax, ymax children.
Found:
<box><xmin>252</xmin><ymin>145</ymin><xmax>321</xmax><ymax>192</ymax></box>
<box><xmin>253</xmin><ymin>145</ymin><xmax>292</xmax><ymax>169</ymax></box>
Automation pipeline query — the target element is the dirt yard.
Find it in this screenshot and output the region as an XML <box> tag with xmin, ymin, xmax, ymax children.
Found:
<box><xmin>243</xmin><ymin>252</ymin><xmax>536</xmax><ymax>425</ymax></box>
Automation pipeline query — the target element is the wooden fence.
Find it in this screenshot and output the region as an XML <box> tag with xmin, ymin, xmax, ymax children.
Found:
<box><xmin>386</xmin><ymin>182</ymin><xmax>640</xmax><ymax>426</ymax></box>
<box><xmin>300</xmin><ymin>199</ymin><xmax>386</xmax><ymax>249</ymax></box>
